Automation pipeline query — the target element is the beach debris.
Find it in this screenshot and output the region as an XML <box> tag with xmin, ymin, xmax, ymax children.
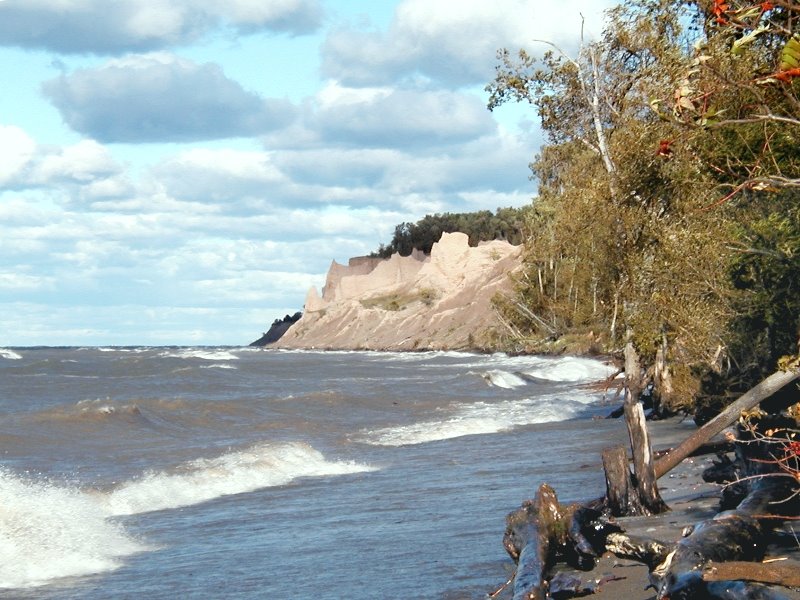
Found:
<box><xmin>703</xmin><ymin>559</ymin><xmax>800</xmax><ymax>588</ymax></box>
<box><xmin>502</xmin><ymin>484</ymin><xmax>620</xmax><ymax>600</ymax></box>
<box><xmin>637</xmin><ymin>412</ymin><xmax>799</xmax><ymax>599</ymax></box>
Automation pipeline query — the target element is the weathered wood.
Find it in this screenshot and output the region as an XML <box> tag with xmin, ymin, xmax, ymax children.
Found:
<box><xmin>604</xmin><ymin>531</ymin><xmax>670</xmax><ymax>570</ymax></box>
<box><xmin>654</xmin><ymin>369</ymin><xmax>800</xmax><ymax>479</ymax></box>
<box><xmin>504</xmin><ymin>484</ymin><xmax>565</xmax><ymax>600</ymax></box>
<box><xmin>656</xmin><ymin>512</ymin><xmax>766</xmax><ymax>598</ymax></box>
<box><xmin>502</xmin><ymin>485</ymin><xmax>619</xmax><ymax>599</ymax></box>
<box><xmin>653</xmin><ymin>416</ymin><xmax>800</xmax><ymax>600</ymax></box>
<box><xmin>653</xmin><ymin>439</ymin><xmax>735</xmax><ymax>460</ymax></box>
<box><xmin>624</xmin><ymin>339</ymin><xmax>669</xmax><ymax>514</ymax></box>
<box><xmin>703</xmin><ymin>560</ymin><xmax>800</xmax><ymax>587</ymax></box>
<box><xmin>601</xmin><ymin>445</ymin><xmax>640</xmax><ymax>516</ymax></box>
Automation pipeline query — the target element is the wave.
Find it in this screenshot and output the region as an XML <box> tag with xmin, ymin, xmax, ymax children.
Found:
<box><xmin>0</xmin><ymin>443</ymin><xmax>375</xmax><ymax>589</ymax></box>
<box><xmin>200</xmin><ymin>363</ymin><xmax>238</xmax><ymax>370</ymax></box>
<box><xmin>160</xmin><ymin>349</ymin><xmax>239</xmax><ymax>361</ymax></box>
<box><xmin>520</xmin><ymin>356</ymin><xmax>616</xmax><ymax>383</ymax></box>
<box><xmin>357</xmin><ymin>393</ymin><xmax>599</xmax><ymax>446</ymax></box>
<box><xmin>480</xmin><ymin>369</ymin><xmax>528</xmax><ymax>389</ymax></box>
<box><xmin>30</xmin><ymin>398</ymin><xmax>154</xmax><ymax>428</ymax></box>
<box><xmin>101</xmin><ymin>442</ymin><xmax>376</xmax><ymax>516</ymax></box>
<box><xmin>0</xmin><ymin>469</ymin><xmax>150</xmax><ymax>590</ymax></box>
<box><xmin>0</xmin><ymin>348</ymin><xmax>22</xmax><ymax>360</ymax></box>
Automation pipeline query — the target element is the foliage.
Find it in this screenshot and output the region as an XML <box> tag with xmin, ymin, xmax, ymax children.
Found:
<box><xmin>487</xmin><ymin>0</ymin><xmax>800</xmax><ymax>412</ymax></box>
<box><xmin>371</xmin><ymin>206</ymin><xmax>532</xmax><ymax>258</ymax></box>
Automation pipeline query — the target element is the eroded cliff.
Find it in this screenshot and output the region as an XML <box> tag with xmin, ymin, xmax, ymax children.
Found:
<box><xmin>273</xmin><ymin>232</ymin><xmax>522</xmax><ymax>351</ymax></box>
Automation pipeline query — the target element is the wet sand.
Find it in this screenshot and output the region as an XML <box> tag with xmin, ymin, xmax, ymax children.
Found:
<box><xmin>552</xmin><ymin>417</ymin><xmax>800</xmax><ymax>600</ymax></box>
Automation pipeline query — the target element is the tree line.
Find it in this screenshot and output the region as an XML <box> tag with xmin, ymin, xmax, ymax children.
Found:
<box><xmin>486</xmin><ymin>0</ymin><xmax>800</xmax><ymax>417</ymax></box>
<box><xmin>371</xmin><ymin>207</ymin><xmax>531</xmax><ymax>258</ymax></box>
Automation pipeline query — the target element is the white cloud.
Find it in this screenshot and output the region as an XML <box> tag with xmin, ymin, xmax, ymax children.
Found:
<box><xmin>42</xmin><ymin>53</ymin><xmax>296</xmax><ymax>142</ymax></box>
<box><xmin>0</xmin><ymin>125</ymin><xmax>36</xmax><ymax>185</ymax></box>
<box><xmin>322</xmin><ymin>0</ymin><xmax>616</xmax><ymax>86</ymax></box>
<box><xmin>0</xmin><ymin>0</ymin><xmax>324</xmax><ymax>54</ymax></box>
<box><xmin>310</xmin><ymin>84</ymin><xmax>495</xmax><ymax>149</ymax></box>
<box><xmin>30</xmin><ymin>140</ymin><xmax>122</xmax><ymax>184</ymax></box>
<box><xmin>152</xmin><ymin>148</ymin><xmax>287</xmax><ymax>203</ymax></box>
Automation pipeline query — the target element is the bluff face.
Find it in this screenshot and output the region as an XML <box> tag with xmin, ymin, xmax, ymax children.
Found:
<box><xmin>272</xmin><ymin>232</ymin><xmax>522</xmax><ymax>351</ymax></box>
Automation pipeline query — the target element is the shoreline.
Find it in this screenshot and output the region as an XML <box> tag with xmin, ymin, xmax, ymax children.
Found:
<box><xmin>535</xmin><ymin>417</ymin><xmax>800</xmax><ymax>600</ymax></box>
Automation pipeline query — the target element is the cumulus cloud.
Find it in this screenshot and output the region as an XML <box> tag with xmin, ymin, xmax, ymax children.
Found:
<box><xmin>152</xmin><ymin>148</ymin><xmax>287</xmax><ymax>204</ymax></box>
<box><xmin>322</xmin><ymin>0</ymin><xmax>616</xmax><ymax>87</ymax></box>
<box><xmin>0</xmin><ymin>0</ymin><xmax>324</xmax><ymax>54</ymax></box>
<box><xmin>0</xmin><ymin>129</ymin><xmax>129</xmax><ymax>198</ymax></box>
<box><xmin>42</xmin><ymin>53</ymin><xmax>296</xmax><ymax>143</ymax></box>
<box><xmin>309</xmin><ymin>83</ymin><xmax>495</xmax><ymax>149</ymax></box>
<box><xmin>0</xmin><ymin>125</ymin><xmax>36</xmax><ymax>185</ymax></box>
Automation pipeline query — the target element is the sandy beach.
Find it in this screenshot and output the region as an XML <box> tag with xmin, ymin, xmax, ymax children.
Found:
<box><xmin>543</xmin><ymin>417</ymin><xmax>800</xmax><ymax>600</ymax></box>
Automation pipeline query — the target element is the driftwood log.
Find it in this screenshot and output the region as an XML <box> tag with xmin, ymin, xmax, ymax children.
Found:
<box><xmin>703</xmin><ymin>561</ymin><xmax>800</xmax><ymax>588</ymax></box>
<box><xmin>498</xmin><ymin>368</ymin><xmax>799</xmax><ymax>599</ymax></box>
<box><xmin>502</xmin><ymin>484</ymin><xmax>619</xmax><ymax>600</ymax></box>
<box><xmin>623</xmin><ymin>339</ymin><xmax>668</xmax><ymax>515</ymax></box>
<box><xmin>646</xmin><ymin>413</ymin><xmax>799</xmax><ymax>599</ymax></box>
<box><xmin>654</xmin><ymin>369</ymin><xmax>800</xmax><ymax>478</ymax></box>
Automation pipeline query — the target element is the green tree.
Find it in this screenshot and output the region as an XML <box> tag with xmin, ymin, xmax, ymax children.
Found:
<box><xmin>487</xmin><ymin>0</ymin><xmax>800</xmax><ymax>412</ymax></box>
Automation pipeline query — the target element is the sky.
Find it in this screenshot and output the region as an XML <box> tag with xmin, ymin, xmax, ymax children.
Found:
<box><xmin>0</xmin><ymin>0</ymin><xmax>616</xmax><ymax>347</ymax></box>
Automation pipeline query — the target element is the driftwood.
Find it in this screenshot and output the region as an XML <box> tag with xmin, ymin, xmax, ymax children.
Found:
<box><xmin>503</xmin><ymin>484</ymin><xmax>619</xmax><ymax>600</ymax></box>
<box><xmin>623</xmin><ymin>339</ymin><xmax>668</xmax><ymax>514</ymax></box>
<box><xmin>703</xmin><ymin>560</ymin><xmax>800</xmax><ymax>587</ymax></box>
<box><xmin>596</xmin><ymin>338</ymin><xmax>669</xmax><ymax>517</ymax></box>
<box><xmin>642</xmin><ymin>414</ymin><xmax>799</xmax><ymax>599</ymax></box>
<box><xmin>654</xmin><ymin>369</ymin><xmax>800</xmax><ymax>478</ymax></box>
<box><xmin>497</xmin><ymin>370</ymin><xmax>800</xmax><ymax>599</ymax></box>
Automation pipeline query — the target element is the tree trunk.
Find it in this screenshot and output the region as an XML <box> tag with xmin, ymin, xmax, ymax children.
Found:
<box><xmin>654</xmin><ymin>368</ymin><xmax>800</xmax><ymax>479</ymax></box>
<box><xmin>624</xmin><ymin>338</ymin><xmax>668</xmax><ymax>514</ymax></box>
<box><xmin>653</xmin><ymin>331</ymin><xmax>673</xmax><ymax>410</ymax></box>
<box><xmin>703</xmin><ymin>561</ymin><xmax>800</xmax><ymax>588</ymax></box>
<box><xmin>602</xmin><ymin>445</ymin><xmax>643</xmax><ymax>516</ymax></box>
<box><xmin>503</xmin><ymin>484</ymin><xmax>565</xmax><ymax>600</ymax></box>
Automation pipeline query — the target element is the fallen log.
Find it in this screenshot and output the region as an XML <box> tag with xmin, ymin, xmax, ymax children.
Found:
<box><xmin>655</xmin><ymin>511</ymin><xmax>766</xmax><ymax>598</ymax></box>
<box><xmin>503</xmin><ymin>484</ymin><xmax>566</xmax><ymax>600</ymax></box>
<box><xmin>503</xmin><ymin>484</ymin><xmax>619</xmax><ymax>599</ymax></box>
<box><xmin>703</xmin><ymin>560</ymin><xmax>800</xmax><ymax>588</ymax></box>
<box><xmin>654</xmin><ymin>369</ymin><xmax>800</xmax><ymax>479</ymax></box>
<box><xmin>646</xmin><ymin>415</ymin><xmax>800</xmax><ymax>599</ymax></box>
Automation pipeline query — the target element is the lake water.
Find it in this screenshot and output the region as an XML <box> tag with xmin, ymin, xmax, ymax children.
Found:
<box><xmin>0</xmin><ymin>347</ymin><xmax>629</xmax><ymax>599</ymax></box>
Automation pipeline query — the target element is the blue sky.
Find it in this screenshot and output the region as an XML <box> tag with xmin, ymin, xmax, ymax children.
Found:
<box><xmin>0</xmin><ymin>0</ymin><xmax>615</xmax><ymax>347</ymax></box>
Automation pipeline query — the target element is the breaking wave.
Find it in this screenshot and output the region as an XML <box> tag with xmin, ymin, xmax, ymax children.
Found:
<box><xmin>0</xmin><ymin>469</ymin><xmax>149</xmax><ymax>590</ymax></box>
<box><xmin>480</xmin><ymin>370</ymin><xmax>528</xmax><ymax>389</ymax></box>
<box><xmin>0</xmin><ymin>443</ymin><xmax>375</xmax><ymax>589</ymax></box>
<box><xmin>358</xmin><ymin>393</ymin><xmax>599</xmax><ymax>446</ymax></box>
<box><xmin>0</xmin><ymin>348</ymin><xmax>22</xmax><ymax>360</ymax></box>
<box><xmin>102</xmin><ymin>442</ymin><xmax>376</xmax><ymax>516</ymax></box>
<box><xmin>160</xmin><ymin>349</ymin><xmax>239</xmax><ymax>361</ymax></box>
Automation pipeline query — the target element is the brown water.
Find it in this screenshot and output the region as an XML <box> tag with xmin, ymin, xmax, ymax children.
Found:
<box><xmin>0</xmin><ymin>346</ymin><xmax>626</xmax><ymax>599</ymax></box>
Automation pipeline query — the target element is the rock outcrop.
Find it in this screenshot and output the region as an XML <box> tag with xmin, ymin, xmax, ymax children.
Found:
<box><xmin>272</xmin><ymin>232</ymin><xmax>522</xmax><ymax>351</ymax></box>
<box><xmin>250</xmin><ymin>312</ymin><xmax>303</xmax><ymax>346</ymax></box>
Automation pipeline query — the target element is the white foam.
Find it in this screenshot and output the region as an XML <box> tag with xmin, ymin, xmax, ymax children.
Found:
<box><xmin>0</xmin><ymin>469</ymin><xmax>149</xmax><ymax>590</ymax></box>
<box><xmin>161</xmin><ymin>349</ymin><xmax>239</xmax><ymax>361</ymax></box>
<box><xmin>522</xmin><ymin>356</ymin><xmax>616</xmax><ymax>383</ymax></box>
<box><xmin>0</xmin><ymin>444</ymin><xmax>375</xmax><ymax>589</ymax></box>
<box><xmin>358</xmin><ymin>395</ymin><xmax>592</xmax><ymax>446</ymax></box>
<box><xmin>0</xmin><ymin>348</ymin><xmax>22</xmax><ymax>360</ymax></box>
<box><xmin>481</xmin><ymin>369</ymin><xmax>528</xmax><ymax>389</ymax></box>
<box><xmin>103</xmin><ymin>442</ymin><xmax>376</xmax><ymax>516</ymax></box>
<box><xmin>200</xmin><ymin>363</ymin><xmax>238</xmax><ymax>370</ymax></box>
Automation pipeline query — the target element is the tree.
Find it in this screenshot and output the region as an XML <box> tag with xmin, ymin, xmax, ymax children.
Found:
<box><xmin>487</xmin><ymin>0</ymin><xmax>800</xmax><ymax>412</ymax></box>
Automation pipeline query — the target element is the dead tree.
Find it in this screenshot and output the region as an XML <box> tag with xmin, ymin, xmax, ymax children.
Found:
<box><xmin>654</xmin><ymin>368</ymin><xmax>800</xmax><ymax>479</ymax></box>
<box><xmin>602</xmin><ymin>339</ymin><xmax>668</xmax><ymax>516</ymax></box>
